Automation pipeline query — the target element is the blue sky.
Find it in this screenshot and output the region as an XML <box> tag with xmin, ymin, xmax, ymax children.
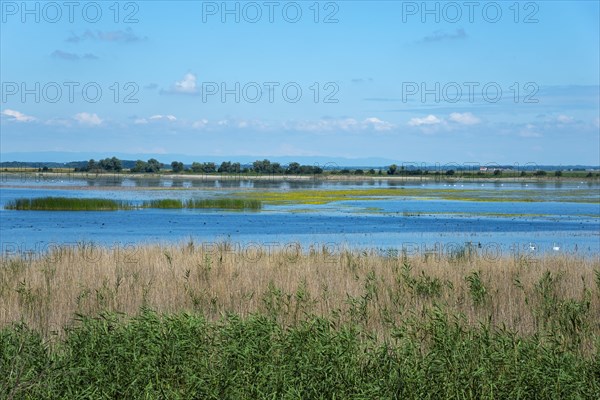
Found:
<box><xmin>1</xmin><ymin>0</ymin><xmax>599</xmax><ymax>164</ymax></box>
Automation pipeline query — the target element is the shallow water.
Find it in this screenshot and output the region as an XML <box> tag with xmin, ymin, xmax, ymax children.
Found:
<box><xmin>1</xmin><ymin>178</ymin><xmax>598</xmax><ymax>257</ymax></box>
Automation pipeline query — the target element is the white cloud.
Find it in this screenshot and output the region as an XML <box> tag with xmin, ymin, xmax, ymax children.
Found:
<box><xmin>282</xmin><ymin>117</ymin><xmax>395</xmax><ymax>133</ymax></box>
<box><xmin>364</xmin><ymin>117</ymin><xmax>395</xmax><ymax>131</ymax></box>
<box><xmin>192</xmin><ymin>119</ymin><xmax>209</xmax><ymax>129</ymax></box>
<box><xmin>556</xmin><ymin>114</ymin><xmax>574</xmax><ymax>124</ymax></box>
<box><xmin>449</xmin><ymin>112</ymin><xmax>480</xmax><ymax>125</ymax></box>
<box><xmin>134</xmin><ymin>118</ymin><xmax>148</xmax><ymax>124</ymax></box>
<box><xmin>149</xmin><ymin>114</ymin><xmax>177</xmax><ymax>121</ymax></box>
<box><xmin>74</xmin><ymin>112</ymin><xmax>102</xmax><ymax>126</ymax></box>
<box><xmin>173</xmin><ymin>73</ymin><xmax>197</xmax><ymax>94</ymax></box>
<box><xmin>408</xmin><ymin>114</ymin><xmax>442</xmax><ymax>126</ymax></box>
<box><xmin>1</xmin><ymin>109</ymin><xmax>36</xmax><ymax>122</ymax></box>
<box><xmin>335</xmin><ymin>118</ymin><xmax>359</xmax><ymax>130</ymax></box>
<box><xmin>519</xmin><ymin>124</ymin><xmax>542</xmax><ymax>138</ymax></box>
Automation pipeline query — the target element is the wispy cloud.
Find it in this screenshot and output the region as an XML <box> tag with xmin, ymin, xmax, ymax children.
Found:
<box><xmin>150</xmin><ymin>115</ymin><xmax>177</xmax><ymax>121</ymax></box>
<box><xmin>67</xmin><ymin>28</ymin><xmax>146</xmax><ymax>43</ymax></box>
<box><xmin>51</xmin><ymin>50</ymin><xmax>98</xmax><ymax>61</ymax></box>
<box><xmin>134</xmin><ymin>114</ymin><xmax>177</xmax><ymax>124</ymax></box>
<box><xmin>408</xmin><ymin>114</ymin><xmax>442</xmax><ymax>126</ymax></box>
<box><xmin>408</xmin><ymin>113</ymin><xmax>480</xmax><ymax>129</ymax></box>
<box><xmin>364</xmin><ymin>117</ymin><xmax>395</xmax><ymax>131</ymax></box>
<box><xmin>283</xmin><ymin>117</ymin><xmax>396</xmax><ymax>132</ymax></box>
<box><xmin>449</xmin><ymin>112</ymin><xmax>480</xmax><ymax>125</ymax></box>
<box><xmin>351</xmin><ymin>78</ymin><xmax>373</xmax><ymax>84</ymax></box>
<box><xmin>556</xmin><ymin>114</ymin><xmax>574</xmax><ymax>124</ymax></box>
<box><xmin>519</xmin><ymin>124</ymin><xmax>543</xmax><ymax>138</ymax></box>
<box><xmin>421</xmin><ymin>28</ymin><xmax>467</xmax><ymax>43</ymax></box>
<box><xmin>1</xmin><ymin>109</ymin><xmax>36</xmax><ymax>122</ymax></box>
<box><xmin>66</xmin><ymin>30</ymin><xmax>95</xmax><ymax>43</ymax></box>
<box><xmin>74</xmin><ymin>112</ymin><xmax>102</xmax><ymax>126</ymax></box>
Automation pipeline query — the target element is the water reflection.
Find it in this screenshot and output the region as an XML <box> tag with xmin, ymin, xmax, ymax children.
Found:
<box><xmin>2</xmin><ymin>174</ymin><xmax>600</xmax><ymax>194</ymax></box>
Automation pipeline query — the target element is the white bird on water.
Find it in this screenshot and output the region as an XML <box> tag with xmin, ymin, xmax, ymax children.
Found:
<box><xmin>552</xmin><ymin>243</ymin><xmax>560</xmax><ymax>251</ymax></box>
<box><xmin>528</xmin><ymin>243</ymin><xmax>536</xmax><ymax>252</ymax></box>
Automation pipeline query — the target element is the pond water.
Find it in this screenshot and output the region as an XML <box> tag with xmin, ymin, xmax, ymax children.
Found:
<box><xmin>1</xmin><ymin>176</ymin><xmax>598</xmax><ymax>258</ymax></box>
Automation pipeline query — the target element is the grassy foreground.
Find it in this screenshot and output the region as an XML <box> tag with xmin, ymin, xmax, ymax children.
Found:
<box><xmin>1</xmin><ymin>244</ymin><xmax>599</xmax><ymax>398</ymax></box>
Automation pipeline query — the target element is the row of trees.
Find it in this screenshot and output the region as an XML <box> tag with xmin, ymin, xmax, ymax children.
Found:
<box><xmin>73</xmin><ymin>157</ymin><xmax>588</xmax><ymax>178</ymax></box>
<box><xmin>167</xmin><ymin>159</ymin><xmax>324</xmax><ymax>175</ymax></box>
<box><xmin>77</xmin><ymin>157</ymin><xmax>123</xmax><ymax>172</ymax></box>
<box><xmin>131</xmin><ymin>159</ymin><xmax>163</xmax><ymax>173</ymax></box>
<box><xmin>76</xmin><ymin>157</ymin><xmax>324</xmax><ymax>174</ymax></box>
<box><xmin>387</xmin><ymin>165</ymin><xmax>570</xmax><ymax>177</ymax></box>
<box><xmin>250</xmin><ymin>160</ymin><xmax>323</xmax><ymax>175</ymax></box>
<box><xmin>387</xmin><ymin>165</ymin><xmax>428</xmax><ymax>176</ymax></box>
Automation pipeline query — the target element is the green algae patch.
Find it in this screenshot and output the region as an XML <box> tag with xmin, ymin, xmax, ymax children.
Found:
<box><xmin>236</xmin><ymin>187</ymin><xmax>599</xmax><ymax>205</ymax></box>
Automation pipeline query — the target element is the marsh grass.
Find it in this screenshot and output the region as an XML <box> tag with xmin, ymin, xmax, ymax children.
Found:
<box><xmin>5</xmin><ymin>197</ymin><xmax>262</xmax><ymax>211</ymax></box>
<box><xmin>5</xmin><ymin>197</ymin><xmax>129</xmax><ymax>211</ymax></box>
<box><xmin>1</xmin><ymin>243</ymin><xmax>598</xmax><ymax>344</ymax></box>
<box><xmin>143</xmin><ymin>198</ymin><xmax>184</xmax><ymax>209</ymax></box>
<box><xmin>143</xmin><ymin>198</ymin><xmax>261</xmax><ymax>210</ymax></box>
<box><xmin>185</xmin><ymin>198</ymin><xmax>262</xmax><ymax>210</ymax></box>
<box><xmin>1</xmin><ymin>243</ymin><xmax>599</xmax><ymax>398</ymax></box>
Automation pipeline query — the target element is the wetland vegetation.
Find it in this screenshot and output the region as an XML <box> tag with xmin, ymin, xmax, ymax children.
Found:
<box><xmin>1</xmin><ymin>243</ymin><xmax>599</xmax><ymax>398</ymax></box>
<box><xmin>5</xmin><ymin>197</ymin><xmax>262</xmax><ymax>211</ymax></box>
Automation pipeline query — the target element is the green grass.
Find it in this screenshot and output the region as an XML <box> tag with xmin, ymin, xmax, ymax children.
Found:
<box><xmin>142</xmin><ymin>199</ymin><xmax>185</xmax><ymax>209</ymax></box>
<box><xmin>4</xmin><ymin>197</ymin><xmax>129</xmax><ymax>211</ymax></box>
<box><xmin>1</xmin><ymin>309</ymin><xmax>598</xmax><ymax>399</ymax></box>
<box><xmin>5</xmin><ymin>197</ymin><xmax>262</xmax><ymax>211</ymax></box>
<box><xmin>143</xmin><ymin>198</ymin><xmax>261</xmax><ymax>210</ymax></box>
<box><xmin>185</xmin><ymin>198</ymin><xmax>262</xmax><ymax>210</ymax></box>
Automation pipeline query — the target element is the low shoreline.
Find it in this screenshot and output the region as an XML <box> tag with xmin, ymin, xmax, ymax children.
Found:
<box><xmin>2</xmin><ymin>171</ymin><xmax>597</xmax><ymax>183</ymax></box>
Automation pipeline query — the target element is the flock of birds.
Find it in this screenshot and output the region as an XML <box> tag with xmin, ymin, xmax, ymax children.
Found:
<box><xmin>528</xmin><ymin>243</ymin><xmax>561</xmax><ymax>252</ymax></box>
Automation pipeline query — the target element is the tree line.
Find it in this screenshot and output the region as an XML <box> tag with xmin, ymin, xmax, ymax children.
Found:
<box><xmin>71</xmin><ymin>157</ymin><xmax>597</xmax><ymax>178</ymax></box>
<box><xmin>75</xmin><ymin>158</ymin><xmax>326</xmax><ymax>175</ymax></box>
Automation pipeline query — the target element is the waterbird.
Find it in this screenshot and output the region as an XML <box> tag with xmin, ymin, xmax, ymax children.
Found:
<box><xmin>528</xmin><ymin>243</ymin><xmax>536</xmax><ymax>252</ymax></box>
<box><xmin>552</xmin><ymin>243</ymin><xmax>560</xmax><ymax>251</ymax></box>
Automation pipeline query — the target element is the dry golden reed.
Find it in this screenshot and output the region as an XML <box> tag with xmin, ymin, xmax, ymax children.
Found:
<box><xmin>1</xmin><ymin>241</ymin><xmax>598</xmax><ymax>351</ymax></box>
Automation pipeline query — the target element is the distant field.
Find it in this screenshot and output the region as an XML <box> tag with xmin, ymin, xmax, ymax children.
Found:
<box><xmin>1</xmin><ymin>244</ymin><xmax>598</xmax><ymax>398</ymax></box>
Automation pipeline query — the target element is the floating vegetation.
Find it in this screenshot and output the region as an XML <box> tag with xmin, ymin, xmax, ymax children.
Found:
<box><xmin>236</xmin><ymin>187</ymin><xmax>599</xmax><ymax>205</ymax></box>
<box><xmin>6</xmin><ymin>197</ymin><xmax>262</xmax><ymax>211</ymax></box>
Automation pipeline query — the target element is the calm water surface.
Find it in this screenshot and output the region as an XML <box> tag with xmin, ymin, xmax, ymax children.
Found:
<box><xmin>1</xmin><ymin>177</ymin><xmax>598</xmax><ymax>257</ymax></box>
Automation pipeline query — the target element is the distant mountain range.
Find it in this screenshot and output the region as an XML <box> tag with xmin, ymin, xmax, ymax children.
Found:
<box><xmin>1</xmin><ymin>152</ymin><xmax>598</xmax><ymax>171</ymax></box>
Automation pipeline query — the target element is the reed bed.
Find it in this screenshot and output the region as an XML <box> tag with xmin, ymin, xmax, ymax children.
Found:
<box><xmin>144</xmin><ymin>198</ymin><xmax>262</xmax><ymax>210</ymax></box>
<box><xmin>1</xmin><ymin>243</ymin><xmax>598</xmax><ymax>343</ymax></box>
<box><xmin>1</xmin><ymin>243</ymin><xmax>599</xmax><ymax>398</ymax></box>
<box><xmin>5</xmin><ymin>197</ymin><xmax>262</xmax><ymax>211</ymax></box>
<box><xmin>4</xmin><ymin>197</ymin><xmax>129</xmax><ymax>211</ymax></box>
